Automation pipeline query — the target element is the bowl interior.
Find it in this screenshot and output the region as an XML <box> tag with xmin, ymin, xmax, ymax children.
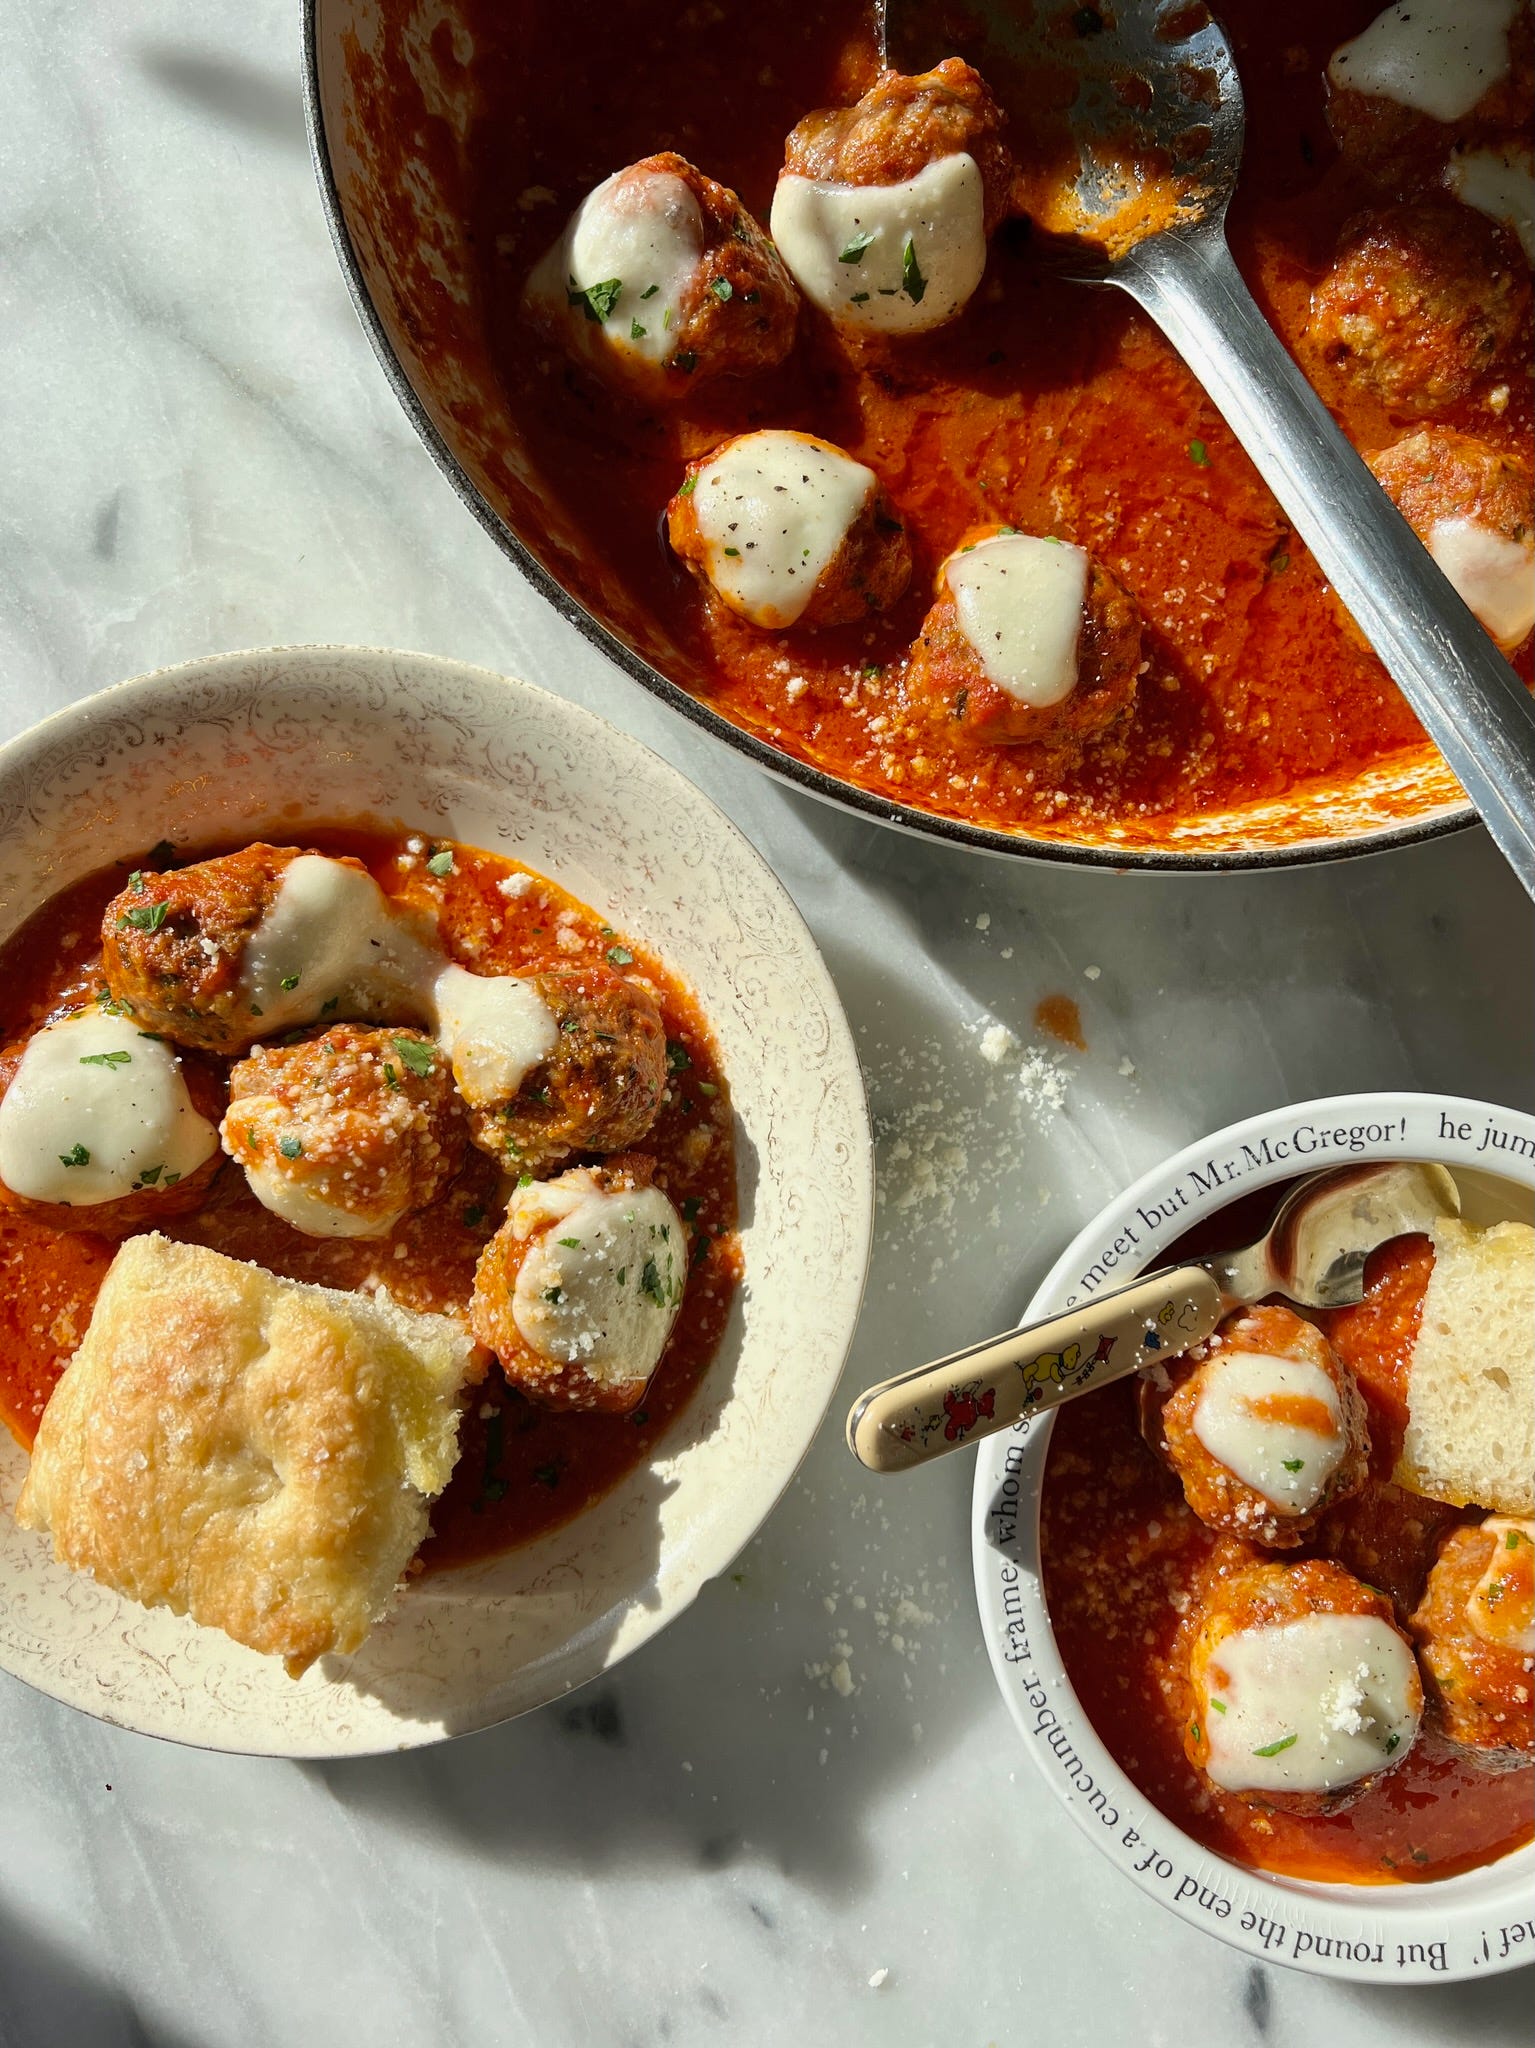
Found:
<box><xmin>306</xmin><ymin>0</ymin><xmax>1469</xmax><ymax>869</ymax></box>
<box><xmin>972</xmin><ymin>1095</ymin><xmax>1535</xmax><ymax>1981</ymax></box>
<box><xmin>0</xmin><ymin>646</ymin><xmax>872</xmax><ymax>1755</ymax></box>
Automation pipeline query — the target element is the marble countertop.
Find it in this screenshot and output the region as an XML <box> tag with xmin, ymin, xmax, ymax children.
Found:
<box><xmin>1</xmin><ymin>4</ymin><xmax>1531</xmax><ymax>2043</ymax></box>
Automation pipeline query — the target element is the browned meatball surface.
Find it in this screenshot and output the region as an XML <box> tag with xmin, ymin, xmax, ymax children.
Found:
<box><xmin>906</xmin><ymin>527</ymin><xmax>1141</xmax><ymax>751</ymax></box>
<box><xmin>528</xmin><ymin>153</ymin><xmax>798</xmax><ymax>394</ymax></box>
<box><xmin>1411</xmin><ymin>1517</ymin><xmax>1535</xmax><ymax>1768</ymax></box>
<box><xmin>783</xmin><ymin>58</ymin><xmax>1014</xmax><ymax>230</ymax></box>
<box><xmin>1367</xmin><ymin>428</ymin><xmax>1535</xmax><ymax>648</ymax></box>
<box><xmin>464</xmin><ymin>965</ymin><xmax>666</xmax><ymax>1175</ymax></box>
<box><xmin>222</xmin><ymin>1024</ymin><xmax>466</xmax><ymax>1239</ymax></box>
<box><xmin>1179</xmin><ymin>1555</ymin><xmax>1423</xmax><ymax>1816</ymax></box>
<box><xmin>100</xmin><ymin>845</ymin><xmax>316</xmax><ymax>1053</ymax></box>
<box><xmin>1143</xmin><ymin>1304</ymin><xmax>1371</xmax><ymax>1550</ymax></box>
<box><xmin>1307</xmin><ymin>203</ymin><xmax>1528</xmax><ymax>417</ymax></box>
<box><xmin>470</xmin><ymin>1154</ymin><xmax>684</xmax><ymax>1414</ymax></box>
<box><xmin>1326</xmin><ymin>8</ymin><xmax>1534</xmax><ymax>192</ymax></box>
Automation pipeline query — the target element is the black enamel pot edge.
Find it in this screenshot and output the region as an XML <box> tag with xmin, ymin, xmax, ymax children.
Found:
<box><xmin>298</xmin><ymin>0</ymin><xmax>1475</xmax><ymax>877</ymax></box>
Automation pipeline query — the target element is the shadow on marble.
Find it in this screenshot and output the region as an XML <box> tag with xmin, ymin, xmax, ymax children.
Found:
<box><xmin>136</xmin><ymin>45</ymin><xmax>307</xmax><ymax>152</ymax></box>
<box><xmin>0</xmin><ymin>1895</ymin><xmax>198</xmax><ymax>2048</ymax></box>
<box><xmin>1348</xmin><ymin>1959</ymin><xmax>1535</xmax><ymax>2046</ymax></box>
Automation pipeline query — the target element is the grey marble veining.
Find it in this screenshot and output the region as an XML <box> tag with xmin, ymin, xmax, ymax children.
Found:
<box><xmin>1</xmin><ymin>4</ymin><xmax>1532</xmax><ymax>2044</ymax></box>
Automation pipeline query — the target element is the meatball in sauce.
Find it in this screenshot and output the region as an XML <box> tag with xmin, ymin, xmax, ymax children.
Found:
<box><xmin>1412</xmin><ymin>1517</ymin><xmax>1535</xmax><ymax>1767</ymax></box>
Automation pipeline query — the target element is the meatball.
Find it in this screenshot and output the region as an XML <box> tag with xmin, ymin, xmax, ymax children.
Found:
<box><xmin>1411</xmin><ymin>1516</ymin><xmax>1534</xmax><ymax>1767</ymax></box>
<box><xmin>470</xmin><ymin>1156</ymin><xmax>685</xmax><ymax>1414</ymax></box>
<box><xmin>1181</xmin><ymin>1556</ymin><xmax>1423</xmax><ymax>1814</ymax></box>
<box><xmin>1307</xmin><ymin>203</ymin><xmax>1528</xmax><ymax>417</ymax></box>
<box><xmin>102</xmin><ymin>846</ymin><xmax>436</xmax><ymax>1056</ymax></box>
<box><xmin>221</xmin><ymin>1025</ymin><xmax>466</xmax><ymax>1239</ymax></box>
<box><xmin>907</xmin><ymin>526</ymin><xmax>1141</xmax><ymax>749</ymax></box>
<box><xmin>101</xmin><ymin>844</ymin><xmax>301</xmax><ymax>1052</ymax></box>
<box><xmin>1143</xmin><ymin>1306</ymin><xmax>1371</xmax><ymax>1549</ymax></box>
<box><xmin>0</xmin><ymin>999</ymin><xmax>224</xmax><ymax>1234</ymax></box>
<box><xmin>463</xmin><ymin>965</ymin><xmax>666</xmax><ymax>1176</ymax></box>
<box><xmin>667</xmin><ymin>429</ymin><xmax>911</xmax><ymax>631</ymax></box>
<box><xmin>525</xmin><ymin>154</ymin><xmax>799</xmax><ymax>396</ymax></box>
<box><xmin>1326</xmin><ymin>2</ymin><xmax>1534</xmax><ymax>193</ymax></box>
<box><xmin>772</xmin><ymin>60</ymin><xmax>1014</xmax><ymax>335</ymax></box>
<box><xmin>1368</xmin><ymin>429</ymin><xmax>1535</xmax><ymax>650</ymax></box>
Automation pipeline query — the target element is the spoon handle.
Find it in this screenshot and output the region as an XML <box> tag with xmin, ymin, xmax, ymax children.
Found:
<box><xmin>844</xmin><ymin>1264</ymin><xmax>1223</xmax><ymax>1472</ymax></box>
<box><xmin>1123</xmin><ymin>232</ymin><xmax>1535</xmax><ymax>899</ymax></box>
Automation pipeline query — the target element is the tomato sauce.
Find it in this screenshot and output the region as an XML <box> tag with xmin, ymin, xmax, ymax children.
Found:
<box><xmin>1040</xmin><ymin>1225</ymin><xmax>1534</xmax><ymax>1884</ymax></box>
<box><xmin>0</xmin><ymin>831</ymin><xmax>740</xmax><ymax>1571</ymax></box>
<box><xmin>448</xmin><ymin>0</ymin><xmax>1532</xmax><ymax>842</ymax></box>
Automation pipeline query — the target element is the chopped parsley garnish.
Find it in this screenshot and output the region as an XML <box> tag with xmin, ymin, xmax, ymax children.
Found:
<box><xmin>1252</xmin><ymin>1733</ymin><xmax>1297</xmax><ymax>1757</ymax></box>
<box><xmin>95</xmin><ymin>989</ymin><xmax>129</xmax><ymax>1015</ymax></box>
<box><xmin>426</xmin><ymin>849</ymin><xmax>455</xmax><ymax>877</ymax></box>
<box><xmin>640</xmin><ymin>1256</ymin><xmax>666</xmax><ymax>1305</ymax></box>
<box><xmin>119</xmin><ymin>902</ymin><xmax>168</xmax><ymax>932</ymax></box>
<box><xmin>666</xmin><ymin>1040</ymin><xmax>692</xmax><ymax>1074</ymax></box>
<box><xmin>681</xmin><ymin>1197</ymin><xmax>700</xmax><ymax>1221</ymax></box>
<box><xmin>708</xmin><ymin>277</ymin><xmax>733</xmax><ymax>301</ymax></box>
<box><xmin>391</xmin><ymin>1036</ymin><xmax>436</xmax><ymax>1078</ymax></box>
<box><xmin>677</xmin><ymin>473</ymin><xmax>696</xmax><ymax>497</ymax></box>
<box><xmin>1189</xmin><ymin>1720</ymin><xmax>1200</xmax><ymax>1743</ymax></box>
<box><xmin>1210</xmin><ymin>1698</ymin><xmax>1227</xmax><ymax>1714</ymax></box>
<box><xmin>631</xmin><ymin>1409</ymin><xmax>649</xmax><ymax>1427</ymax></box>
<box><xmin>839</xmin><ymin>228</ymin><xmax>876</xmax><ymax>264</ymax></box>
<box><xmin>640</xmin><ymin>283</ymin><xmax>659</xmax><ymax>300</ymax></box>
<box><xmin>616</xmin><ymin>1267</ymin><xmax>627</xmax><ymax>1286</ymax></box>
<box><xmin>79</xmin><ymin>1050</ymin><xmax>131</xmax><ymax>1069</ymax></box>
<box><xmin>127</xmin><ymin>871</ymin><xmax>147</xmax><ymax>893</ymax></box>
<box><xmin>606</xmin><ymin>943</ymin><xmax>634</xmax><ymax>967</ymax></box>
<box><xmin>630</xmin><ymin>319</ymin><xmax>647</xmax><ymax>340</ymax></box>
<box><xmin>462</xmin><ymin>1204</ymin><xmax>486</xmax><ymax>1228</ymax></box>
<box><xmin>1282</xmin><ymin>1457</ymin><xmax>1305</xmax><ymax>1472</ymax></box>
<box><xmin>280</xmin><ymin>973</ymin><xmax>300</xmax><ymax>991</ymax></box>
<box><xmin>698</xmin><ymin>1080</ymin><xmax>718</xmax><ymax>1097</ymax></box>
<box><xmin>901</xmin><ymin>234</ymin><xmax>926</xmax><ymax>304</ymax></box>
<box><xmin>673</xmin><ymin>350</ymin><xmax>697</xmax><ymax>373</ymax></box>
<box><xmin>1188</xmin><ymin>439</ymin><xmax>1210</xmax><ymax>467</ymax></box>
<box><xmin>382</xmin><ymin>1062</ymin><xmax>400</xmax><ymax>1090</ymax></box>
<box><xmin>722</xmin><ymin>546</ymin><xmax>740</xmax><ymax>557</ymax></box>
<box><xmin>691</xmin><ymin>1232</ymin><xmax>712</xmax><ymax>1269</ymax></box>
<box><xmin>321</xmin><ymin>996</ymin><xmax>340</xmax><ymax>1016</ymax></box>
<box><xmin>1384</xmin><ymin>1732</ymin><xmax>1401</xmax><ymax>1754</ymax></box>
<box><xmin>1509</xmin><ymin>1529</ymin><xmax>1524</xmax><ymax>1550</ymax></box>
<box><xmin>860</xmin><ymin>661</ymin><xmax>884</xmax><ymax>679</ymax></box>
<box><xmin>557</xmin><ymin>1237</ymin><xmax>582</xmax><ymax>1249</ymax></box>
<box><xmin>1270</xmin><ymin>551</ymin><xmax>1291</xmax><ymax>574</ymax></box>
<box><xmin>277</xmin><ymin>1135</ymin><xmax>304</xmax><ymax>1159</ymax></box>
<box><xmin>58</xmin><ymin>1143</ymin><xmax>90</xmax><ymax>1167</ymax></box>
<box><xmin>517</xmin><ymin>1171</ymin><xmax>534</xmax><ymax>1186</ymax></box>
<box><xmin>136</xmin><ymin>1164</ymin><xmax>164</xmax><ymax>1185</ymax></box>
<box><xmin>1410</xmin><ymin>1847</ymin><xmax>1430</xmax><ymax>1865</ymax></box>
<box><xmin>568</xmin><ymin>276</ymin><xmax>622</xmax><ymax>323</ymax></box>
<box><xmin>543</xmin><ymin>1286</ymin><xmax>564</xmax><ymax>1305</ymax></box>
<box><xmin>533</xmin><ymin>1462</ymin><xmax>561</xmax><ymax>1488</ymax></box>
<box><xmin>850</xmin><ymin>291</ymin><xmax>870</xmax><ymax>304</ymax></box>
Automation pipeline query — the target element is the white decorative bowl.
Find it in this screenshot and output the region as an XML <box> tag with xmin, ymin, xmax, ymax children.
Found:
<box><xmin>972</xmin><ymin>1092</ymin><xmax>1535</xmax><ymax>1984</ymax></box>
<box><xmin>0</xmin><ymin>647</ymin><xmax>872</xmax><ymax>1756</ymax></box>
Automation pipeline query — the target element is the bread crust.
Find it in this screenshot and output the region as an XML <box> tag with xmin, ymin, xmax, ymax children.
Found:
<box><xmin>15</xmin><ymin>1233</ymin><xmax>475</xmax><ymax>1675</ymax></box>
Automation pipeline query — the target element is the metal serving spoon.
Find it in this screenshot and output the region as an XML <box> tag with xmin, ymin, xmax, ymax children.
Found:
<box><xmin>846</xmin><ymin>1160</ymin><xmax>1458</xmax><ymax>1473</ymax></box>
<box><xmin>878</xmin><ymin>0</ymin><xmax>1535</xmax><ymax>898</ymax></box>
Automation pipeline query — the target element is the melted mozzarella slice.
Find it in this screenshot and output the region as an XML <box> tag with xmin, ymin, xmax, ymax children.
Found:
<box><xmin>0</xmin><ymin>1011</ymin><xmax>217</xmax><ymax>1205</ymax></box>
<box><xmin>509</xmin><ymin>1172</ymin><xmax>684</xmax><ymax>1389</ymax></box>
<box><xmin>1447</xmin><ymin>144</ymin><xmax>1535</xmax><ymax>263</ymax></box>
<box><xmin>1469</xmin><ymin>1518</ymin><xmax>1535</xmax><ymax>1655</ymax></box>
<box><xmin>1192</xmin><ymin>1350</ymin><xmax>1347</xmax><ymax>1515</ymax></box>
<box><xmin>1200</xmin><ymin>1614</ymin><xmax>1421</xmax><ymax>1794</ymax></box>
<box><xmin>771</xmin><ymin>154</ymin><xmax>986</xmax><ymax>335</ymax></box>
<box><xmin>943</xmin><ymin>533</ymin><xmax>1088</xmax><ymax>707</ymax></box>
<box><xmin>688</xmin><ymin>430</ymin><xmax>875</xmax><ymax>628</ymax></box>
<box><xmin>237</xmin><ymin>856</ymin><xmax>438</xmax><ymax>1035</ymax></box>
<box><xmin>527</xmin><ymin>165</ymin><xmax>703</xmax><ymax>368</ymax></box>
<box><xmin>238</xmin><ymin>1160</ymin><xmax>392</xmax><ymax>1240</ymax></box>
<box><xmin>1328</xmin><ymin>0</ymin><xmax>1515</xmax><ymax>123</ymax></box>
<box><xmin>433</xmin><ymin>964</ymin><xmax>558</xmax><ymax>1108</ymax></box>
<box><xmin>1427</xmin><ymin>516</ymin><xmax>1535</xmax><ymax>648</ymax></box>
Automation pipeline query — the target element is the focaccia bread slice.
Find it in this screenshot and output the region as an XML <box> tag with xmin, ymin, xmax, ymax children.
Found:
<box><xmin>16</xmin><ymin>1233</ymin><xmax>475</xmax><ymax>1676</ymax></box>
<box><xmin>1396</xmin><ymin>1216</ymin><xmax>1534</xmax><ymax>1516</ymax></box>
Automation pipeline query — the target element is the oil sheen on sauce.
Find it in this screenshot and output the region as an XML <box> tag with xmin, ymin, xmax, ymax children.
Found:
<box><xmin>0</xmin><ymin>831</ymin><xmax>740</xmax><ymax>1570</ymax></box>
